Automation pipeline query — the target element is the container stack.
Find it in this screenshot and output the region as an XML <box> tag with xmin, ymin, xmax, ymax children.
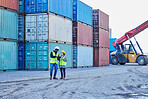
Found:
<box><xmin>24</xmin><ymin>0</ymin><xmax>73</xmax><ymax>70</ymax></box>
<box><xmin>18</xmin><ymin>0</ymin><xmax>25</xmax><ymax>70</ymax></box>
<box><xmin>73</xmin><ymin>0</ymin><xmax>93</xmax><ymax>68</ymax></box>
<box><xmin>0</xmin><ymin>0</ymin><xmax>18</xmax><ymax>71</ymax></box>
<box><xmin>93</xmin><ymin>9</ymin><xmax>109</xmax><ymax>66</ymax></box>
<box><xmin>109</xmin><ymin>38</ymin><xmax>117</xmax><ymax>64</ymax></box>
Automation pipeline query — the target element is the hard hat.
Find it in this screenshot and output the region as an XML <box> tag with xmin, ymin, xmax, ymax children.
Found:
<box><xmin>55</xmin><ymin>46</ymin><xmax>59</xmax><ymax>50</ymax></box>
<box><xmin>61</xmin><ymin>50</ymin><xmax>65</xmax><ymax>54</ymax></box>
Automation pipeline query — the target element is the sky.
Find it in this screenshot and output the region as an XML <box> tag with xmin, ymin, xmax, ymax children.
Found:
<box><xmin>80</xmin><ymin>0</ymin><xmax>148</xmax><ymax>53</ymax></box>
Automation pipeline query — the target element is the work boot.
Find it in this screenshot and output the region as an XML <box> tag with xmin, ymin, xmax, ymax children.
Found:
<box><xmin>50</xmin><ymin>76</ymin><xmax>52</xmax><ymax>80</ymax></box>
<box><xmin>53</xmin><ymin>77</ymin><xmax>58</xmax><ymax>80</ymax></box>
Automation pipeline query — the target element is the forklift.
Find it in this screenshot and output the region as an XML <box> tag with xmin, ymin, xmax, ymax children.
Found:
<box><xmin>111</xmin><ymin>20</ymin><xmax>148</xmax><ymax>65</ymax></box>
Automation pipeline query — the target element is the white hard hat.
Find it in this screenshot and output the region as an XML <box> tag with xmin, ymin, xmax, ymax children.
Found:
<box><xmin>55</xmin><ymin>46</ymin><xmax>59</xmax><ymax>50</ymax></box>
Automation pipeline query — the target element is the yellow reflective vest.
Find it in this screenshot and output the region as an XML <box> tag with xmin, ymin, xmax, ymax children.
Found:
<box><xmin>50</xmin><ymin>51</ymin><xmax>59</xmax><ymax>64</ymax></box>
<box><xmin>60</xmin><ymin>56</ymin><xmax>67</xmax><ymax>66</ymax></box>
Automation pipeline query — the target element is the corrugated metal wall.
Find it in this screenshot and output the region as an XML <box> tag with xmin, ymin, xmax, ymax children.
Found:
<box><xmin>0</xmin><ymin>41</ymin><xmax>17</xmax><ymax>70</ymax></box>
<box><xmin>25</xmin><ymin>0</ymin><xmax>72</xmax><ymax>19</ymax></box>
<box><xmin>0</xmin><ymin>0</ymin><xmax>18</xmax><ymax>11</ymax></box>
<box><xmin>0</xmin><ymin>9</ymin><xmax>18</xmax><ymax>40</ymax></box>
<box><xmin>18</xmin><ymin>42</ymin><xmax>25</xmax><ymax>70</ymax></box>
<box><xmin>18</xmin><ymin>14</ymin><xmax>24</xmax><ymax>41</ymax></box>
<box><xmin>77</xmin><ymin>45</ymin><xmax>93</xmax><ymax>67</ymax></box>
<box><xmin>49</xmin><ymin>13</ymin><xmax>72</xmax><ymax>43</ymax></box>
<box><xmin>73</xmin><ymin>0</ymin><xmax>92</xmax><ymax>26</ymax></box>
<box><xmin>19</xmin><ymin>0</ymin><xmax>24</xmax><ymax>13</ymax></box>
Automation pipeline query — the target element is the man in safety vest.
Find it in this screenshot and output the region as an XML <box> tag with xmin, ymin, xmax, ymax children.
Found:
<box><xmin>59</xmin><ymin>50</ymin><xmax>67</xmax><ymax>80</ymax></box>
<box><xmin>50</xmin><ymin>46</ymin><xmax>60</xmax><ymax>80</ymax></box>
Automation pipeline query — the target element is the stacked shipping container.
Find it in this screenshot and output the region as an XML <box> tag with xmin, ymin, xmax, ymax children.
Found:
<box><xmin>0</xmin><ymin>0</ymin><xmax>18</xmax><ymax>71</ymax></box>
<box><xmin>24</xmin><ymin>0</ymin><xmax>73</xmax><ymax>70</ymax></box>
<box><xmin>93</xmin><ymin>9</ymin><xmax>109</xmax><ymax>66</ymax></box>
<box><xmin>73</xmin><ymin>0</ymin><xmax>93</xmax><ymax>68</ymax></box>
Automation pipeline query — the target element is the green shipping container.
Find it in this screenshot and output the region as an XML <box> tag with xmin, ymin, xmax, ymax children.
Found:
<box><xmin>25</xmin><ymin>42</ymin><xmax>73</xmax><ymax>70</ymax></box>
<box><xmin>0</xmin><ymin>41</ymin><xmax>17</xmax><ymax>70</ymax></box>
<box><xmin>0</xmin><ymin>9</ymin><xmax>18</xmax><ymax>40</ymax></box>
<box><xmin>19</xmin><ymin>0</ymin><xmax>24</xmax><ymax>13</ymax></box>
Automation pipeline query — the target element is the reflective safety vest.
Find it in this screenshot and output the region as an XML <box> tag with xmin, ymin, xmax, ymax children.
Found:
<box><xmin>60</xmin><ymin>56</ymin><xmax>67</xmax><ymax>66</ymax></box>
<box><xmin>50</xmin><ymin>51</ymin><xmax>59</xmax><ymax>64</ymax></box>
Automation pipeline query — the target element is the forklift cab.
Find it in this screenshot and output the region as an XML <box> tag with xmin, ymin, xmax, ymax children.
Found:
<box><xmin>124</xmin><ymin>44</ymin><xmax>134</xmax><ymax>54</ymax></box>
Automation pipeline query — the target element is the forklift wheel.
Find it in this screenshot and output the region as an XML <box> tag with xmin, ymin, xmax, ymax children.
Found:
<box><xmin>119</xmin><ymin>63</ymin><xmax>126</xmax><ymax>65</ymax></box>
<box><xmin>111</xmin><ymin>56</ymin><xmax>118</xmax><ymax>65</ymax></box>
<box><xmin>137</xmin><ymin>56</ymin><xmax>147</xmax><ymax>65</ymax></box>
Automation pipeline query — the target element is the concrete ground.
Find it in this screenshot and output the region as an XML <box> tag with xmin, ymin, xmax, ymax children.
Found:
<box><xmin>0</xmin><ymin>64</ymin><xmax>148</xmax><ymax>99</ymax></box>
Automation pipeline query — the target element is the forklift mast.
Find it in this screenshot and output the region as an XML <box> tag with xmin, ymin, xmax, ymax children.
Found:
<box><xmin>112</xmin><ymin>20</ymin><xmax>148</xmax><ymax>49</ymax></box>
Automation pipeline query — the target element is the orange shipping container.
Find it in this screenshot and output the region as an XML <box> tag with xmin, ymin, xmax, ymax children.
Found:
<box><xmin>0</xmin><ymin>0</ymin><xmax>18</xmax><ymax>11</ymax></box>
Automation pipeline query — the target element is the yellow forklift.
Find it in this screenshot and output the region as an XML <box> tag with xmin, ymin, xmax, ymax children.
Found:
<box><xmin>111</xmin><ymin>20</ymin><xmax>148</xmax><ymax>65</ymax></box>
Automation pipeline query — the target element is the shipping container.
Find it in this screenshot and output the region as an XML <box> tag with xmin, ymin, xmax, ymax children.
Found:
<box><xmin>0</xmin><ymin>41</ymin><xmax>17</xmax><ymax>70</ymax></box>
<box><xmin>93</xmin><ymin>9</ymin><xmax>109</xmax><ymax>31</ymax></box>
<box><xmin>0</xmin><ymin>9</ymin><xmax>18</xmax><ymax>40</ymax></box>
<box><xmin>0</xmin><ymin>0</ymin><xmax>18</xmax><ymax>11</ymax></box>
<box><xmin>25</xmin><ymin>42</ymin><xmax>48</xmax><ymax>70</ymax></box>
<box><xmin>73</xmin><ymin>45</ymin><xmax>77</xmax><ymax>68</ymax></box>
<box><xmin>73</xmin><ymin>45</ymin><xmax>93</xmax><ymax>67</ymax></box>
<box><xmin>109</xmin><ymin>38</ymin><xmax>117</xmax><ymax>51</ymax></box>
<box><xmin>93</xmin><ymin>28</ymin><xmax>109</xmax><ymax>48</ymax></box>
<box><xmin>73</xmin><ymin>22</ymin><xmax>93</xmax><ymax>46</ymax></box>
<box><xmin>25</xmin><ymin>42</ymin><xmax>73</xmax><ymax>70</ymax></box>
<box><xmin>93</xmin><ymin>47</ymin><xmax>99</xmax><ymax>66</ymax></box>
<box><xmin>25</xmin><ymin>13</ymin><xmax>72</xmax><ymax>43</ymax></box>
<box><xmin>99</xmin><ymin>47</ymin><xmax>109</xmax><ymax>66</ymax></box>
<box><xmin>18</xmin><ymin>14</ymin><xmax>24</xmax><ymax>41</ymax></box>
<box><xmin>73</xmin><ymin>0</ymin><xmax>92</xmax><ymax>26</ymax></box>
<box><xmin>25</xmin><ymin>0</ymin><xmax>72</xmax><ymax>19</ymax></box>
<box><xmin>49</xmin><ymin>43</ymin><xmax>73</xmax><ymax>68</ymax></box>
<box><xmin>18</xmin><ymin>42</ymin><xmax>25</xmax><ymax>70</ymax></box>
<box><xmin>19</xmin><ymin>0</ymin><xmax>24</xmax><ymax>13</ymax></box>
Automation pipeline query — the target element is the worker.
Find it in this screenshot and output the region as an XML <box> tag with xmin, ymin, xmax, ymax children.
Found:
<box><xmin>59</xmin><ymin>50</ymin><xmax>67</xmax><ymax>80</ymax></box>
<box><xmin>50</xmin><ymin>46</ymin><xmax>60</xmax><ymax>80</ymax></box>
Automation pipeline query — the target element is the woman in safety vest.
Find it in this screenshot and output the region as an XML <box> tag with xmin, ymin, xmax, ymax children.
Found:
<box><xmin>60</xmin><ymin>50</ymin><xmax>67</xmax><ymax>80</ymax></box>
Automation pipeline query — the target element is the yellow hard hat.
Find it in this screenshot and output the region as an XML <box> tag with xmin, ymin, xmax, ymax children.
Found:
<box><xmin>61</xmin><ymin>50</ymin><xmax>65</xmax><ymax>54</ymax></box>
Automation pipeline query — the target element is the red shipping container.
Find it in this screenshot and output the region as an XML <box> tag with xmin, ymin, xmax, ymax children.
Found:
<box><xmin>0</xmin><ymin>0</ymin><xmax>18</xmax><ymax>11</ymax></box>
<box><xmin>93</xmin><ymin>47</ymin><xmax>99</xmax><ymax>66</ymax></box>
<box><xmin>99</xmin><ymin>28</ymin><xmax>109</xmax><ymax>48</ymax></box>
<box><xmin>73</xmin><ymin>22</ymin><xmax>93</xmax><ymax>46</ymax></box>
<box><xmin>99</xmin><ymin>47</ymin><xmax>109</xmax><ymax>66</ymax></box>
<box><xmin>93</xmin><ymin>9</ymin><xmax>109</xmax><ymax>31</ymax></box>
<box><xmin>93</xmin><ymin>28</ymin><xmax>109</xmax><ymax>48</ymax></box>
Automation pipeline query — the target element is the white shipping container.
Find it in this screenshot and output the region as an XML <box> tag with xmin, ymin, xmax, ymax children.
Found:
<box><xmin>49</xmin><ymin>14</ymin><xmax>72</xmax><ymax>43</ymax></box>
<box><xmin>77</xmin><ymin>45</ymin><xmax>93</xmax><ymax>67</ymax></box>
<box><xmin>25</xmin><ymin>13</ymin><xmax>72</xmax><ymax>43</ymax></box>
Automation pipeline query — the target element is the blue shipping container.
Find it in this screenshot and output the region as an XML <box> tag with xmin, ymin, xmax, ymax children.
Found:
<box><xmin>18</xmin><ymin>42</ymin><xmax>25</xmax><ymax>70</ymax></box>
<box><xmin>0</xmin><ymin>9</ymin><xmax>18</xmax><ymax>40</ymax></box>
<box><xmin>19</xmin><ymin>0</ymin><xmax>24</xmax><ymax>13</ymax></box>
<box><xmin>109</xmin><ymin>38</ymin><xmax>117</xmax><ymax>51</ymax></box>
<box><xmin>0</xmin><ymin>41</ymin><xmax>17</xmax><ymax>70</ymax></box>
<box><xmin>73</xmin><ymin>0</ymin><xmax>92</xmax><ymax>26</ymax></box>
<box><xmin>73</xmin><ymin>45</ymin><xmax>77</xmax><ymax>68</ymax></box>
<box><xmin>25</xmin><ymin>42</ymin><xmax>48</xmax><ymax>70</ymax></box>
<box><xmin>18</xmin><ymin>15</ymin><xmax>24</xmax><ymax>41</ymax></box>
<box><xmin>25</xmin><ymin>0</ymin><xmax>72</xmax><ymax>19</ymax></box>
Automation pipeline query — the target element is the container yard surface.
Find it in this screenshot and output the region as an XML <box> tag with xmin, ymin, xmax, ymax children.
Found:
<box><xmin>0</xmin><ymin>64</ymin><xmax>148</xmax><ymax>99</ymax></box>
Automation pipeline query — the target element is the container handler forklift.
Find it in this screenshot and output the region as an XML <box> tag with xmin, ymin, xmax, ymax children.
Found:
<box><xmin>111</xmin><ymin>20</ymin><xmax>148</xmax><ymax>65</ymax></box>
